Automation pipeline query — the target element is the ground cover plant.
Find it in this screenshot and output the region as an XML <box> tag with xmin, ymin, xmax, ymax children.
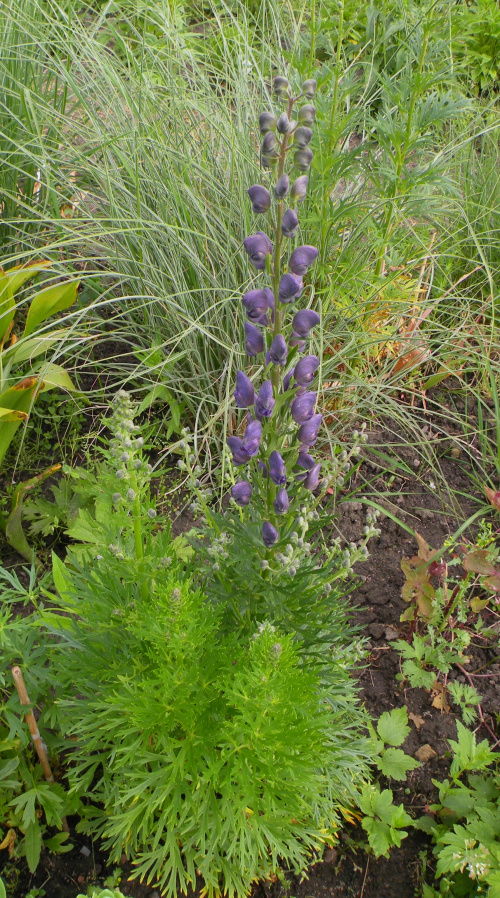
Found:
<box><xmin>0</xmin><ymin>0</ymin><xmax>500</xmax><ymax>896</ymax></box>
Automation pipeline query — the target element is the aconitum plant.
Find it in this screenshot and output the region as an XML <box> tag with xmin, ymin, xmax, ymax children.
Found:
<box><xmin>180</xmin><ymin>76</ymin><xmax>379</xmax><ymax>629</ymax></box>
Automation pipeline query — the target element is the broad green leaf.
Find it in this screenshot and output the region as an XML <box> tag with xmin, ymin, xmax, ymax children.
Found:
<box><xmin>0</xmin><ymin>262</ymin><xmax>52</xmax><ymax>342</ymax></box>
<box><xmin>4</xmin><ymin>330</ymin><xmax>70</xmax><ymax>366</ymax></box>
<box><xmin>0</xmin><ymin>407</ymin><xmax>28</xmax><ymax>422</ymax></box>
<box><xmin>65</xmin><ymin>508</ymin><xmax>102</xmax><ymax>544</ymax></box>
<box><xmin>44</xmin><ymin>831</ymin><xmax>72</xmax><ymax>853</ymax></box>
<box><xmin>0</xmin><ymin>378</ymin><xmax>39</xmax><ymax>468</ymax></box>
<box><xmin>378</xmin><ymin>747</ymin><xmax>420</xmax><ymax>780</ymax></box>
<box><xmin>377</xmin><ymin>707</ymin><xmax>410</xmax><ymax>747</ymax></box>
<box><xmin>0</xmin><ymin>874</ymin><xmax>6</xmax><ymax>898</ymax></box>
<box><xmin>24</xmin><ymin>279</ymin><xmax>79</xmax><ymax>337</ymax></box>
<box><xmin>24</xmin><ymin>820</ymin><xmax>42</xmax><ymax>873</ymax></box>
<box><xmin>36</xmin><ymin>364</ymin><xmax>76</xmax><ymax>393</ymax></box>
<box><xmin>137</xmin><ymin>383</ymin><xmax>174</xmax><ymax>416</ymax></box>
<box><xmin>4</xmin><ymin>465</ymin><xmax>61</xmax><ymax>564</ymax></box>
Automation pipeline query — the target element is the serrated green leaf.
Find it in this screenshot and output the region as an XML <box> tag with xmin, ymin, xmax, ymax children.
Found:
<box><xmin>24</xmin><ymin>820</ymin><xmax>42</xmax><ymax>873</ymax></box>
<box><xmin>378</xmin><ymin>747</ymin><xmax>420</xmax><ymax>780</ymax></box>
<box><xmin>377</xmin><ymin>706</ymin><xmax>410</xmax><ymax>747</ymax></box>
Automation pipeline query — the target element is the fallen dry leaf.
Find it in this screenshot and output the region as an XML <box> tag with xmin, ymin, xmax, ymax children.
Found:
<box><xmin>415</xmin><ymin>743</ymin><xmax>437</xmax><ymax>762</ymax></box>
<box><xmin>431</xmin><ymin>682</ymin><xmax>450</xmax><ymax>713</ymax></box>
<box><xmin>408</xmin><ymin>712</ymin><xmax>425</xmax><ymax>730</ymax></box>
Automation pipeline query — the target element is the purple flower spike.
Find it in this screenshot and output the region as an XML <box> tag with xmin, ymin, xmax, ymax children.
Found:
<box><xmin>289</xmin><ymin>245</ymin><xmax>319</xmax><ymax>276</ymax></box>
<box><xmin>274</xmin><ymin>488</ymin><xmax>290</xmax><ymax>515</ymax></box>
<box><xmin>243</xmin><ymin>418</ymin><xmax>262</xmax><ymax>457</ymax></box>
<box><xmin>269</xmin><ymin>450</ymin><xmax>287</xmax><ymax>486</ymax></box>
<box><xmin>244</xmin><ymin>321</ymin><xmax>264</xmax><ymax>356</ymax></box>
<box><xmin>268</xmin><ymin>334</ymin><xmax>288</xmax><ymax>366</ymax></box>
<box><xmin>242</xmin><ymin>287</ymin><xmax>273</xmax><ymax>322</ymax></box>
<box><xmin>278</xmin><ymin>273</ymin><xmax>303</xmax><ymax>304</ymax></box>
<box><xmin>234</xmin><ymin>371</ymin><xmax>255</xmax><ymax>408</ymax></box>
<box><xmin>290</xmin><ymin>175</ymin><xmax>308</xmax><ymax>202</ymax></box>
<box><xmin>281</xmin><ymin>208</ymin><xmax>299</xmax><ymax>238</ymax></box>
<box><xmin>232</xmin><ymin>481</ymin><xmax>252</xmax><ymax>506</ymax></box>
<box><xmin>283</xmin><ymin>368</ymin><xmax>295</xmax><ymax>392</ymax></box>
<box><xmin>248</xmin><ymin>185</ymin><xmax>271</xmax><ymax>214</ymax></box>
<box><xmin>262</xmin><ymin>521</ymin><xmax>279</xmax><ymax>547</ymax></box>
<box><xmin>227</xmin><ymin>436</ymin><xmax>250</xmax><ymax>466</ymax></box>
<box><xmin>291</xmin><ymin>390</ymin><xmax>316</xmax><ymax>424</ymax></box>
<box><xmin>274</xmin><ymin>174</ymin><xmax>290</xmax><ymax>199</ymax></box>
<box><xmin>292</xmin><ymin>309</ymin><xmax>320</xmax><ymax>337</ymax></box>
<box><xmin>255</xmin><ymin>380</ymin><xmax>275</xmax><ymax>420</ymax></box>
<box><xmin>298</xmin><ymin>413</ymin><xmax>322</xmax><ymax>446</ymax></box>
<box><xmin>303</xmin><ymin>462</ymin><xmax>321</xmax><ymax>490</ymax></box>
<box><xmin>243</xmin><ymin>231</ymin><xmax>273</xmax><ymax>270</ymax></box>
<box><xmin>295</xmin><ymin>452</ymin><xmax>316</xmax><ymax>481</ymax></box>
<box><xmin>289</xmin><ymin>334</ymin><xmax>306</xmax><ymax>352</ymax></box>
<box><xmin>294</xmin><ymin>355</ymin><xmax>320</xmax><ymax>386</ymax></box>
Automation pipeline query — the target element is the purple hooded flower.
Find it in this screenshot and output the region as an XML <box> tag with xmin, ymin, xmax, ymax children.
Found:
<box><xmin>303</xmin><ymin>462</ymin><xmax>321</xmax><ymax>490</ymax></box>
<box><xmin>258</xmin><ymin>460</ymin><xmax>268</xmax><ymax>478</ymax></box>
<box><xmin>244</xmin><ymin>321</ymin><xmax>265</xmax><ymax>356</ymax></box>
<box><xmin>248</xmin><ymin>185</ymin><xmax>271</xmax><ymax>214</ymax></box>
<box><xmin>302</xmin><ymin>79</ymin><xmax>317</xmax><ymax>99</ymax></box>
<box><xmin>227</xmin><ymin>436</ymin><xmax>250</xmax><ymax>466</ymax></box>
<box><xmin>289</xmin><ymin>334</ymin><xmax>306</xmax><ymax>352</ymax></box>
<box><xmin>243</xmin><ymin>232</ymin><xmax>273</xmax><ymax>270</ymax></box>
<box><xmin>262</xmin><ymin>521</ymin><xmax>279</xmax><ymax>547</ymax></box>
<box><xmin>274</xmin><ymin>173</ymin><xmax>289</xmax><ymax>199</ymax></box>
<box><xmin>243</xmin><ymin>419</ymin><xmax>262</xmax><ymax>457</ymax></box>
<box><xmin>261</xmin><ymin>131</ymin><xmax>277</xmax><ymax>154</ymax></box>
<box><xmin>294</xmin><ymin>355</ymin><xmax>320</xmax><ymax>386</ymax></box>
<box><xmin>281</xmin><ymin>208</ymin><xmax>299</xmax><ymax>238</ymax></box>
<box><xmin>294</xmin><ymin>148</ymin><xmax>313</xmax><ymax>171</ymax></box>
<box><xmin>231</xmin><ymin>481</ymin><xmax>252</xmax><ymax>506</ymax></box>
<box><xmin>278</xmin><ymin>273</ymin><xmax>303</xmax><ymax>303</ymax></box>
<box><xmin>277</xmin><ymin>112</ymin><xmax>291</xmax><ymax>134</ymax></box>
<box><xmin>242</xmin><ymin>287</ymin><xmax>274</xmax><ymax>322</ymax></box>
<box><xmin>283</xmin><ymin>368</ymin><xmax>295</xmax><ymax>392</ymax></box>
<box><xmin>259</xmin><ymin>111</ymin><xmax>277</xmax><ymax>134</ymax></box>
<box><xmin>298</xmin><ymin>413</ymin><xmax>322</xmax><ymax>446</ymax></box>
<box><xmin>290</xmin><ymin>175</ymin><xmax>308</xmax><ymax>202</ymax></box>
<box><xmin>294</xmin><ymin>126</ymin><xmax>313</xmax><ymax>149</ymax></box>
<box><xmin>269</xmin><ymin>450</ymin><xmax>287</xmax><ymax>486</ymax></box>
<box><xmin>273</xmin><ymin>76</ymin><xmax>289</xmax><ymax>97</ymax></box>
<box><xmin>255</xmin><ymin>380</ymin><xmax>275</xmax><ymax>419</ymax></box>
<box><xmin>295</xmin><ymin>452</ymin><xmax>316</xmax><ymax>481</ymax></box>
<box><xmin>274</xmin><ymin>488</ymin><xmax>290</xmax><ymax>514</ymax></box>
<box><xmin>268</xmin><ymin>334</ymin><xmax>288</xmax><ymax>366</ymax></box>
<box><xmin>234</xmin><ymin>371</ymin><xmax>255</xmax><ymax>408</ymax></box>
<box><xmin>298</xmin><ymin>104</ymin><xmax>316</xmax><ymax>126</ymax></box>
<box><xmin>292</xmin><ymin>309</ymin><xmax>320</xmax><ymax>337</ymax></box>
<box><xmin>289</xmin><ymin>245</ymin><xmax>319</xmax><ymax>276</ymax></box>
<box><xmin>291</xmin><ymin>390</ymin><xmax>316</xmax><ymax>424</ymax></box>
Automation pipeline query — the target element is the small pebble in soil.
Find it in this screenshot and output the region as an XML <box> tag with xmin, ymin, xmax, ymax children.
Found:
<box><xmin>80</xmin><ymin>845</ymin><xmax>91</xmax><ymax>857</ymax></box>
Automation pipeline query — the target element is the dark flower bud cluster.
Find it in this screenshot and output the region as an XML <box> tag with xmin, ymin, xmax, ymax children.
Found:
<box><xmin>227</xmin><ymin>75</ymin><xmax>326</xmax><ymax>550</ymax></box>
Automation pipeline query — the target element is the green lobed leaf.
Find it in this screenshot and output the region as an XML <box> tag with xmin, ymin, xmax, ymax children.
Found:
<box><xmin>376</xmin><ymin>707</ymin><xmax>410</xmax><ymax>747</ymax></box>
<box><xmin>378</xmin><ymin>747</ymin><xmax>420</xmax><ymax>781</ymax></box>
<box><xmin>24</xmin><ymin>819</ymin><xmax>43</xmax><ymax>873</ymax></box>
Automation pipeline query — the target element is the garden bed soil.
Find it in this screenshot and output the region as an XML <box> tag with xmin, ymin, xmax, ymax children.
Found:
<box><xmin>3</xmin><ymin>419</ymin><xmax>500</xmax><ymax>898</ymax></box>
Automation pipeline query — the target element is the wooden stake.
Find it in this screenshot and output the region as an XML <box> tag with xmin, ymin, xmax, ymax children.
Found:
<box><xmin>12</xmin><ymin>666</ymin><xmax>69</xmax><ymax>833</ymax></box>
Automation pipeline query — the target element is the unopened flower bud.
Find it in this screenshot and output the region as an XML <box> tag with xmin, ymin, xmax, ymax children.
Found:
<box><xmin>148</xmin><ymin>508</ymin><xmax>157</xmax><ymax>519</ymax></box>
<box><xmin>126</xmin><ymin>488</ymin><xmax>135</xmax><ymax>501</ymax></box>
<box><xmin>290</xmin><ymin>175</ymin><xmax>308</xmax><ymax>202</ymax></box>
<box><xmin>294</xmin><ymin>126</ymin><xmax>312</xmax><ymax>149</ymax></box>
<box><xmin>298</xmin><ymin>104</ymin><xmax>316</xmax><ymax>126</ymax></box>
<box><xmin>294</xmin><ymin>147</ymin><xmax>313</xmax><ymax>171</ymax></box>
<box><xmin>259</xmin><ymin>111</ymin><xmax>277</xmax><ymax>134</ymax></box>
<box><xmin>112</xmin><ymin>492</ymin><xmax>122</xmax><ymax>503</ymax></box>
<box><xmin>273</xmin><ymin>76</ymin><xmax>289</xmax><ymax>98</ymax></box>
<box><xmin>277</xmin><ymin>112</ymin><xmax>291</xmax><ymax>133</ymax></box>
<box><xmin>302</xmin><ymin>79</ymin><xmax>317</xmax><ymax>98</ymax></box>
<box><xmin>274</xmin><ymin>173</ymin><xmax>290</xmax><ymax>199</ymax></box>
<box><xmin>261</xmin><ymin>131</ymin><xmax>277</xmax><ymax>154</ymax></box>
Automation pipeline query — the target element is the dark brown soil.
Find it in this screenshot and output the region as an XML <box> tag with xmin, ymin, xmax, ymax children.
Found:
<box><xmin>3</xmin><ymin>418</ymin><xmax>500</xmax><ymax>898</ymax></box>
